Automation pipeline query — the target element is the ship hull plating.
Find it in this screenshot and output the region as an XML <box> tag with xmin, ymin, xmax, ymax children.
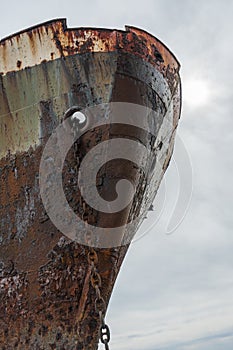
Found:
<box><xmin>0</xmin><ymin>20</ymin><xmax>181</xmax><ymax>349</ymax></box>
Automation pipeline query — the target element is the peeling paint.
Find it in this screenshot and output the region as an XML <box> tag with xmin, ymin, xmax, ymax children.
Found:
<box><xmin>0</xmin><ymin>20</ymin><xmax>181</xmax><ymax>349</ymax></box>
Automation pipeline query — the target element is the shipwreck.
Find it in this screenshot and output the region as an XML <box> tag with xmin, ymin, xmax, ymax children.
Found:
<box><xmin>0</xmin><ymin>19</ymin><xmax>181</xmax><ymax>349</ymax></box>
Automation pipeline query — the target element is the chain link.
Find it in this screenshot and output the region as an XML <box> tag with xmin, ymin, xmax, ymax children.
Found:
<box><xmin>88</xmin><ymin>250</ymin><xmax>111</xmax><ymax>350</ymax></box>
<box><xmin>99</xmin><ymin>311</ymin><xmax>111</xmax><ymax>349</ymax></box>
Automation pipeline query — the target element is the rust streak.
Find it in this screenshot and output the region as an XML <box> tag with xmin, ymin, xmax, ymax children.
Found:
<box><xmin>76</xmin><ymin>265</ymin><xmax>92</xmax><ymax>323</ymax></box>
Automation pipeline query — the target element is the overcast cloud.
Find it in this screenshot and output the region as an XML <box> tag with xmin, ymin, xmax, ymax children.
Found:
<box><xmin>0</xmin><ymin>1</ymin><xmax>233</xmax><ymax>349</ymax></box>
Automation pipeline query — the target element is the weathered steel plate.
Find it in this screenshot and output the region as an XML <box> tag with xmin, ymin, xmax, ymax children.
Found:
<box><xmin>0</xmin><ymin>19</ymin><xmax>181</xmax><ymax>349</ymax></box>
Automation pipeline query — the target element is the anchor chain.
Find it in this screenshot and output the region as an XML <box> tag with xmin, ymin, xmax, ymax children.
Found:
<box><xmin>68</xmin><ymin>109</ymin><xmax>111</xmax><ymax>349</ymax></box>
<box><xmin>88</xmin><ymin>250</ymin><xmax>111</xmax><ymax>350</ymax></box>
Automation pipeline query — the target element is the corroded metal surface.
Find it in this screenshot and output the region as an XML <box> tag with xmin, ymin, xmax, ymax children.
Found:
<box><xmin>0</xmin><ymin>20</ymin><xmax>181</xmax><ymax>349</ymax></box>
<box><xmin>0</xmin><ymin>19</ymin><xmax>180</xmax><ymax>158</ymax></box>
<box><xmin>0</xmin><ymin>19</ymin><xmax>178</xmax><ymax>76</ymax></box>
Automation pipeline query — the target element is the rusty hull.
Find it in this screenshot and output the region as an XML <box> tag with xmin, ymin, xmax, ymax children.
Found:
<box><xmin>0</xmin><ymin>19</ymin><xmax>181</xmax><ymax>349</ymax></box>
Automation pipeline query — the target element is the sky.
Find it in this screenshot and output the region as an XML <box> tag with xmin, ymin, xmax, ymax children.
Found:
<box><xmin>1</xmin><ymin>0</ymin><xmax>233</xmax><ymax>349</ymax></box>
